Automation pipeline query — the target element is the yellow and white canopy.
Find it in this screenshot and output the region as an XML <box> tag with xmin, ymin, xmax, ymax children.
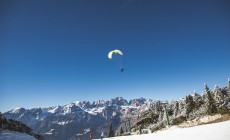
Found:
<box><xmin>108</xmin><ymin>49</ymin><xmax>123</xmax><ymax>59</ymax></box>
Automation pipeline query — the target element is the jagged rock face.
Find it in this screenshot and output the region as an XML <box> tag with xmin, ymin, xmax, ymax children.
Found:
<box><xmin>108</xmin><ymin>97</ymin><xmax>129</xmax><ymax>106</ymax></box>
<box><xmin>3</xmin><ymin>86</ymin><xmax>230</xmax><ymax>139</ymax></box>
<box><xmin>129</xmin><ymin>98</ymin><xmax>146</xmax><ymax>107</ymax></box>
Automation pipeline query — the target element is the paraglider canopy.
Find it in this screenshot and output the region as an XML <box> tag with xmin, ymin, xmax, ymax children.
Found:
<box><xmin>108</xmin><ymin>49</ymin><xmax>123</xmax><ymax>59</ymax></box>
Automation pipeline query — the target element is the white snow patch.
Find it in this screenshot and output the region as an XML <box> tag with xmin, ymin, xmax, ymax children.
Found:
<box><xmin>0</xmin><ymin>130</ymin><xmax>37</xmax><ymax>140</ymax></box>
<box><xmin>93</xmin><ymin>120</ymin><xmax>230</xmax><ymax>140</ymax></box>
<box><xmin>76</xmin><ymin>133</ymin><xmax>83</xmax><ymax>136</ymax></box>
<box><xmin>44</xmin><ymin>132</ymin><xmax>53</xmax><ymax>135</ymax></box>
<box><xmin>47</xmin><ymin>106</ymin><xmax>60</xmax><ymax>113</ymax></box>
<box><xmin>44</xmin><ymin>129</ymin><xmax>55</xmax><ymax>135</ymax></box>
<box><xmin>84</xmin><ymin>128</ymin><xmax>90</xmax><ymax>134</ymax></box>
<box><xmin>121</xmin><ymin>106</ymin><xmax>138</xmax><ymax>109</ymax></box>
<box><xmin>85</xmin><ymin>107</ymin><xmax>105</xmax><ymax>115</ymax></box>
<box><xmin>11</xmin><ymin>107</ymin><xmax>23</xmax><ymax>113</ymax></box>
<box><xmin>85</xmin><ymin>109</ymin><xmax>97</xmax><ymax>115</ymax></box>
<box><xmin>75</xmin><ymin>101</ymin><xmax>81</xmax><ymax>104</ymax></box>
<box><xmin>57</xmin><ymin>121</ymin><xmax>70</xmax><ymax>125</ymax></box>
<box><xmin>112</xmin><ymin>111</ymin><xmax>117</xmax><ymax>117</ymax></box>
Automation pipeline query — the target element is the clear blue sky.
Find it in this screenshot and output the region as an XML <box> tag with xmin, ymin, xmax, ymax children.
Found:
<box><xmin>1</xmin><ymin>0</ymin><xmax>230</xmax><ymax>112</ymax></box>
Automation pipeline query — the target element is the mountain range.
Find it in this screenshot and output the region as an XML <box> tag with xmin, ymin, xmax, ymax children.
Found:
<box><xmin>3</xmin><ymin>82</ymin><xmax>230</xmax><ymax>140</ymax></box>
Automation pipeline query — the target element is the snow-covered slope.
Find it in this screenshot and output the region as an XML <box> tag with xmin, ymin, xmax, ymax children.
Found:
<box><xmin>0</xmin><ymin>130</ymin><xmax>37</xmax><ymax>140</ymax></box>
<box><xmin>94</xmin><ymin>120</ymin><xmax>230</xmax><ymax>140</ymax></box>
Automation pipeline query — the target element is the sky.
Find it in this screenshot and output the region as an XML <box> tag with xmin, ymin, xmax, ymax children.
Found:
<box><xmin>0</xmin><ymin>0</ymin><xmax>230</xmax><ymax>112</ymax></box>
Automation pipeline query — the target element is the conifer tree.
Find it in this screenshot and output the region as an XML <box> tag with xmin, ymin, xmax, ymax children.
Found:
<box><xmin>120</xmin><ymin>126</ymin><xmax>124</xmax><ymax>136</ymax></box>
<box><xmin>155</xmin><ymin>101</ymin><xmax>162</xmax><ymax>112</ymax></box>
<box><xmin>204</xmin><ymin>84</ymin><xmax>217</xmax><ymax>115</ymax></box>
<box><xmin>108</xmin><ymin>123</ymin><xmax>114</xmax><ymax>137</ymax></box>
<box><xmin>185</xmin><ymin>95</ymin><xmax>195</xmax><ymax>117</ymax></box>
<box><xmin>193</xmin><ymin>93</ymin><xmax>204</xmax><ymax>110</ymax></box>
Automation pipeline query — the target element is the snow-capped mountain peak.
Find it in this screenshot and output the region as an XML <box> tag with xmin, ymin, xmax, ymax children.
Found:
<box><xmin>10</xmin><ymin>107</ymin><xmax>27</xmax><ymax>114</ymax></box>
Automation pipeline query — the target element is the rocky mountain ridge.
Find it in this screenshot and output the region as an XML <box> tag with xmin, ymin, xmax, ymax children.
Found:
<box><xmin>3</xmin><ymin>81</ymin><xmax>230</xmax><ymax>140</ymax></box>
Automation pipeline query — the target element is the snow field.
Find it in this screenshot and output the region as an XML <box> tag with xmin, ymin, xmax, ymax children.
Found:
<box><xmin>94</xmin><ymin>120</ymin><xmax>230</xmax><ymax>140</ymax></box>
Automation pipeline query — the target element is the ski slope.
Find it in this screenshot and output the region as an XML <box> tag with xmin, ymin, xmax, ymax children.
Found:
<box><xmin>95</xmin><ymin>120</ymin><xmax>230</xmax><ymax>140</ymax></box>
<box><xmin>0</xmin><ymin>130</ymin><xmax>37</xmax><ymax>140</ymax></box>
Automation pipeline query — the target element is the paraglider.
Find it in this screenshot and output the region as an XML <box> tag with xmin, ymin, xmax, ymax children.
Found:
<box><xmin>108</xmin><ymin>49</ymin><xmax>124</xmax><ymax>72</ymax></box>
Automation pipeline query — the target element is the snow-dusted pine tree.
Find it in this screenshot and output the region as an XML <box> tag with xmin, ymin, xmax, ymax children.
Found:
<box><xmin>213</xmin><ymin>84</ymin><xmax>224</xmax><ymax>102</ymax></box>
<box><xmin>120</xmin><ymin>126</ymin><xmax>124</xmax><ymax>136</ymax></box>
<box><xmin>173</xmin><ymin>101</ymin><xmax>179</xmax><ymax>117</ymax></box>
<box><xmin>185</xmin><ymin>95</ymin><xmax>195</xmax><ymax>117</ymax></box>
<box><xmin>108</xmin><ymin>123</ymin><xmax>114</xmax><ymax>137</ymax></box>
<box><xmin>204</xmin><ymin>84</ymin><xmax>217</xmax><ymax>115</ymax></box>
